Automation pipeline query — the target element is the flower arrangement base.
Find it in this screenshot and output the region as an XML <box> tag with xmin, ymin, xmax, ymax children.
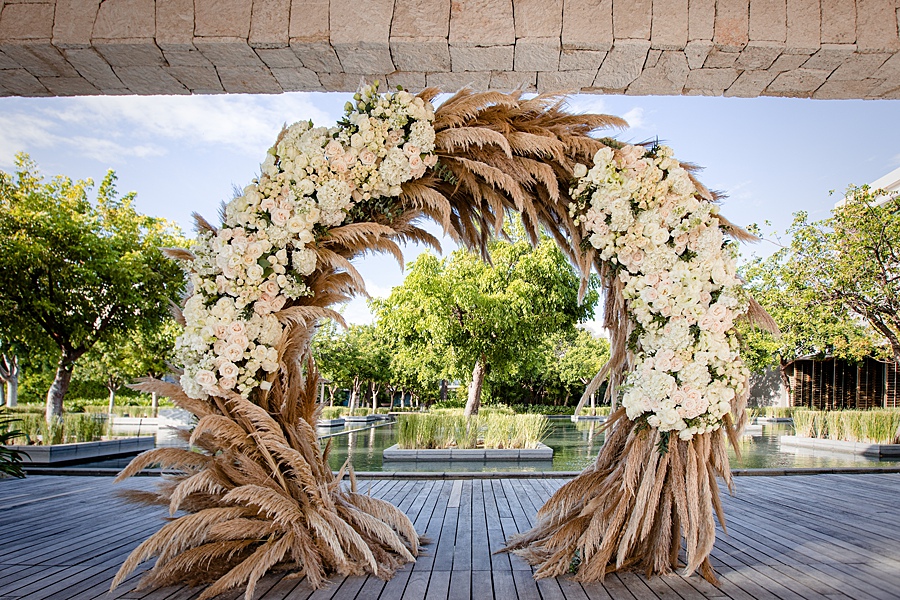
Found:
<box><xmin>503</xmin><ymin>410</ymin><xmax>735</xmax><ymax>584</ymax></box>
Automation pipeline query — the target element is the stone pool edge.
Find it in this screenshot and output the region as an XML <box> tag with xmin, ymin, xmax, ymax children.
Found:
<box><xmin>382</xmin><ymin>442</ymin><xmax>553</xmax><ymax>461</ymax></box>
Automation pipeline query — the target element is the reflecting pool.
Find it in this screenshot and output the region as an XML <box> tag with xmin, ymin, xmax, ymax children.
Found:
<box><xmin>321</xmin><ymin>418</ymin><xmax>900</xmax><ymax>472</ymax></box>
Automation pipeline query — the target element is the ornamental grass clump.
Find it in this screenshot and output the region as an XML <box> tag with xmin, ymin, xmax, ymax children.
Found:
<box><xmin>12</xmin><ymin>413</ymin><xmax>106</xmax><ymax>444</ymax></box>
<box><xmin>396</xmin><ymin>412</ymin><xmax>547</xmax><ymax>450</ymax></box>
<box><xmin>792</xmin><ymin>409</ymin><xmax>900</xmax><ymax>444</ymax></box>
<box><xmin>482</xmin><ymin>414</ymin><xmax>549</xmax><ymax>449</ymax></box>
<box><xmin>320</xmin><ymin>406</ymin><xmax>349</xmax><ymax>420</ymax></box>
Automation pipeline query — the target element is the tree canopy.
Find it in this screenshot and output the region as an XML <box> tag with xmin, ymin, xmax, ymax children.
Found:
<box><xmin>0</xmin><ymin>155</ymin><xmax>187</xmax><ymax>419</ymax></box>
<box><xmin>372</xmin><ymin>229</ymin><xmax>599</xmax><ymax>414</ymax></box>
<box><xmin>740</xmin><ymin>187</ymin><xmax>896</xmax><ymax>375</ymax></box>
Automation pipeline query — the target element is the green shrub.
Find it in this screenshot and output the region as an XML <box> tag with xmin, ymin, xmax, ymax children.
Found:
<box><xmin>0</xmin><ymin>410</ymin><xmax>28</xmax><ymax>478</ymax></box>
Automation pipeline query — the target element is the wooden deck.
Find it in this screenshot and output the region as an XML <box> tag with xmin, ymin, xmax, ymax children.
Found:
<box><xmin>1</xmin><ymin>473</ymin><xmax>899</xmax><ymax>600</ymax></box>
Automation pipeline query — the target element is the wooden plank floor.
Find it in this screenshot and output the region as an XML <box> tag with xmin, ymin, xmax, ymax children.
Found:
<box><xmin>1</xmin><ymin>474</ymin><xmax>898</xmax><ymax>600</ymax></box>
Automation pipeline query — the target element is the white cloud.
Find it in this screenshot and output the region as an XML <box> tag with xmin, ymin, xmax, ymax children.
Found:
<box><xmin>0</xmin><ymin>93</ymin><xmax>338</xmax><ymax>167</ymax></box>
<box><xmin>0</xmin><ymin>113</ymin><xmax>63</xmax><ymax>167</ymax></box>
<box><xmin>0</xmin><ymin>111</ymin><xmax>168</xmax><ymax>167</ymax></box>
<box><xmin>69</xmin><ymin>136</ymin><xmax>166</xmax><ymax>163</ymax></box>
<box><xmin>563</xmin><ymin>96</ymin><xmax>608</xmax><ymax>116</ymax></box>
<box><xmin>621</xmin><ymin>107</ymin><xmax>646</xmax><ymax>130</ymax></box>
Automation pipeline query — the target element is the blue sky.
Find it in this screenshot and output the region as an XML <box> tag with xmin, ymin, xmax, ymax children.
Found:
<box><xmin>1</xmin><ymin>91</ymin><xmax>898</xmax><ymax>329</ymax></box>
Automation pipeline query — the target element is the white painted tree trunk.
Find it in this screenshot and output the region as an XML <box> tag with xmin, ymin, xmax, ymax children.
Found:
<box><xmin>463</xmin><ymin>355</ymin><xmax>487</xmax><ymax>418</ymax></box>
<box><xmin>46</xmin><ymin>363</ymin><xmax>73</xmax><ymax>422</ymax></box>
<box><xmin>4</xmin><ymin>377</ymin><xmax>16</xmax><ymax>408</ymax></box>
<box><xmin>0</xmin><ymin>354</ymin><xmax>18</xmax><ymax>407</ymax></box>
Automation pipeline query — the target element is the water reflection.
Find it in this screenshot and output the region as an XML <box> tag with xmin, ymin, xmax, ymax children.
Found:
<box><xmin>322</xmin><ymin>419</ymin><xmax>900</xmax><ymax>473</ymax></box>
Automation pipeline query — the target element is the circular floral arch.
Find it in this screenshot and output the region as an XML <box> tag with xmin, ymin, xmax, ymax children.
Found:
<box><xmin>114</xmin><ymin>85</ymin><xmax>777</xmax><ymax>599</ymax></box>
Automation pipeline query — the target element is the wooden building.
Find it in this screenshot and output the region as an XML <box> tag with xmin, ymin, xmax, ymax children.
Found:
<box><xmin>782</xmin><ymin>355</ymin><xmax>900</xmax><ymax>410</ymax></box>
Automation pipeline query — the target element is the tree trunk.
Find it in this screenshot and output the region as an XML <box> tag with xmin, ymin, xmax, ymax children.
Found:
<box><xmin>151</xmin><ymin>392</ymin><xmax>159</xmax><ymax>417</ymax></box>
<box><xmin>46</xmin><ymin>362</ymin><xmax>74</xmax><ymax>422</ymax></box>
<box><xmin>5</xmin><ymin>376</ymin><xmax>17</xmax><ymax>408</ymax></box>
<box><xmin>350</xmin><ymin>376</ymin><xmax>361</xmax><ymax>411</ymax></box>
<box><xmin>328</xmin><ymin>386</ymin><xmax>337</xmax><ymax>407</ymax></box>
<box><xmin>464</xmin><ymin>355</ymin><xmax>487</xmax><ymax>417</ymax></box>
<box><xmin>108</xmin><ymin>388</ymin><xmax>116</xmax><ymax>414</ymax></box>
<box><xmin>0</xmin><ymin>354</ymin><xmax>18</xmax><ymax>407</ymax></box>
<box><xmin>440</xmin><ymin>379</ymin><xmax>448</xmax><ymax>403</ymax></box>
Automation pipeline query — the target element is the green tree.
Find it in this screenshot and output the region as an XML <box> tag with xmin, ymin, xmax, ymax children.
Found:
<box><xmin>373</xmin><ymin>230</ymin><xmax>598</xmax><ymax>416</ymax></box>
<box><xmin>313</xmin><ymin>323</ymin><xmax>392</xmax><ymax>409</ymax></box>
<box><xmin>548</xmin><ymin>328</ymin><xmax>611</xmax><ymax>406</ymax></box>
<box><xmin>0</xmin><ymin>155</ymin><xmax>187</xmax><ymax>421</ymax></box>
<box><xmin>740</xmin><ymin>241</ymin><xmax>880</xmax><ymax>373</ymax></box>
<box><xmin>792</xmin><ymin>186</ymin><xmax>900</xmax><ymax>363</ymax></box>
<box><xmin>75</xmin><ymin>319</ymin><xmax>179</xmax><ymax>415</ymax></box>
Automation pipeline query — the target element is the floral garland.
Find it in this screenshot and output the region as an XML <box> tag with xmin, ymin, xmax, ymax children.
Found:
<box><xmin>176</xmin><ymin>84</ymin><xmax>437</xmax><ymax>399</ymax></box>
<box><xmin>571</xmin><ymin>144</ymin><xmax>750</xmax><ymax>441</ymax></box>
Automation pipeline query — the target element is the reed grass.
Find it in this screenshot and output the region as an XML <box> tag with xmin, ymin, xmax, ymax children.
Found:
<box><xmin>320</xmin><ymin>406</ymin><xmax>349</xmax><ymax>420</ymax></box>
<box><xmin>749</xmin><ymin>406</ymin><xmax>797</xmax><ymax>419</ymax></box>
<box><xmin>10</xmin><ymin>413</ymin><xmax>108</xmax><ymax>445</ymax></box>
<box><xmin>792</xmin><ymin>409</ymin><xmax>900</xmax><ymax>444</ymax></box>
<box><xmin>395</xmin><ymin>411</ymin><xmax>549</xmax><ymax>450</ymax></box>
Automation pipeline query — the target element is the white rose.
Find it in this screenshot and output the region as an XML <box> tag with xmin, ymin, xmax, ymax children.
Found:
<box><xmin>223</xmin><ymin>344</ymin><xmax>245</xmax><ymax>362</ymax></box>
<box><xmin>195</xmin><ymin>369</ymin><xmax>217</xmax><ymax>388</ymax></box>
<box><xmin>218</xmin><ymin>362</ymin><xmax>239</xmax><ymax>378</ymax></box>
<box><xmin>271</xmin><ymin>208</ymin><xmax>291</xmax><ymax>226</ymax></box>
<box><xmin>246</xmin><ymin>264</ymin><xmax>264</xmax><ymax>282</ymax></box>
<box><xmin>230</xmin><ymin>333</ymin><xmax>250</xmax><ymax>349</ymax></box>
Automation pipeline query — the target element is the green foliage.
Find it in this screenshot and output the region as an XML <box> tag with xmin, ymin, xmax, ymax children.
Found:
<box><xmin>792</xmin><ymin>409</ymin><xmax>900</xmax><ymax>444</ymax></box>
<box><xmin>313</xmin><ymin>321</ymin><xmax>392</xmax><ymax>407</ymax></box>
<box><xmin>395</xmin><ymin>411</ymin><xmax>549</xmax><ymax>449</ymax></box>
<box><xmin>373</xmin><ymin>226</ymin><xmax>600</xmax><ymax>408</ymax></box>
<box><xmin>75</xmin><ymin>319</ymin><xmax>181</xmax><ymax>401</ymax></box>
<box><xmin>0</xmin><ymin>409</ymin><xmax>28</xmax><ymax>477</ymax></box>
<box><xmin>740</xmin><ymin>212</ymin><xmax>885</xmax><ymax>373</ymax></box>
<box><xmin>0</xmin><ymin>155</ymin><xmax>188</xmax><ymax>416</ymax></box>
<box><xmin>748</xmin><ymin>406</ymin><xmax>797</xmax><ymax>419</ymax></box>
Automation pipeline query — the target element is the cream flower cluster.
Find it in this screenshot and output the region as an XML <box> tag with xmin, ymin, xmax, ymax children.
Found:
<box><xmin>571</xmin><ymin>144</ymin><xmax>750</xmax><ymax>440</ymax></box>
<box><xmin>176</xmin><ymin>84</ymin><xmax>436</xmax><ymax>399</ymax></box>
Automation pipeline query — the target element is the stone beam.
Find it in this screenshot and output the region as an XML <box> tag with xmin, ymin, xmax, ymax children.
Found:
<box><xmin>0</xmin><ymin>0</ymin><xmax>898</xmax><ymax>99</ymax></box>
